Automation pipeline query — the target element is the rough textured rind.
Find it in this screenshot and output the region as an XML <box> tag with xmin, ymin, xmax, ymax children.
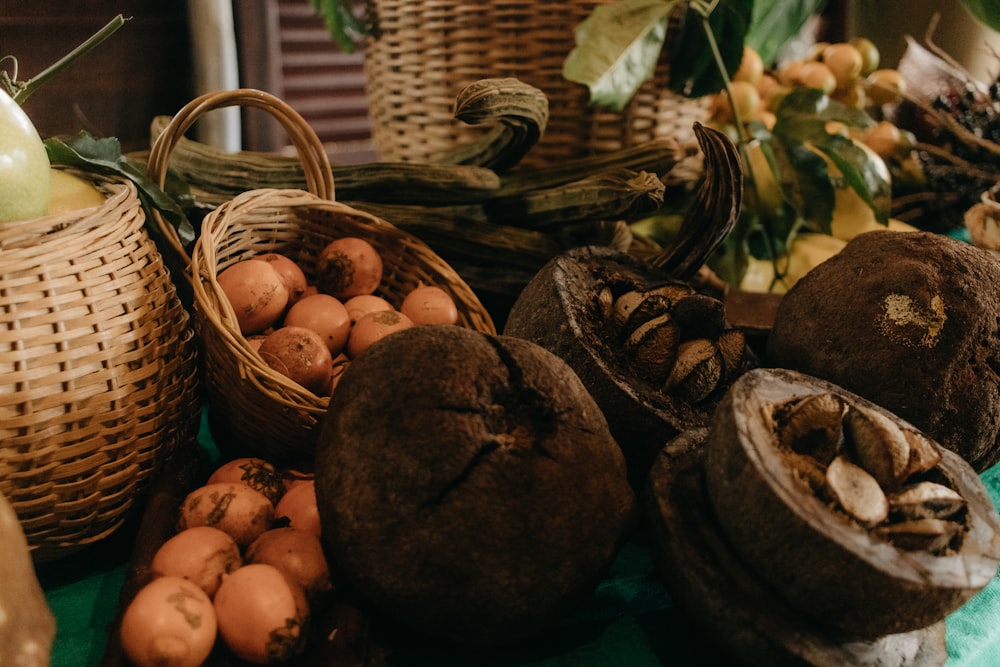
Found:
<box><xmin>503</xmin><ymin>246</ymin><xmax>734</xmax><ymax>486</ymax></box>
<box><xmin>646</xmin><ymin>429</ymin><xmax>949</xmax><ymax>667</ymax></box>
<box><xmin>767</xmin><ymin>230</ymin><xmax>1000</xmax><ymax>471</ymax></box>
<box><xmin>703</xmin><ymin>368</ymin><xmax>1000</xmax><ymax>640</ymax></box>
<box><xmin>315</xmin><ymin>325</ymin><xmax>637</xmax><ymax>648</ymax></box>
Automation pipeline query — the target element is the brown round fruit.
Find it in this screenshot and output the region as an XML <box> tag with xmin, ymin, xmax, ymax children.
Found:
<box><xmin>315</xmin><ymin>237</ymin><xmax>383</xmax><ymax>300</ymax></box>
<box><xmin>314</xmin><ymin>325</ymin><xmax>637</xmax><ymax>647</ymax></box>
<box><xmin>400</xmin><ymin>284</ymin><xmax>459</xmax><ymax>325</ymax></box>
<box><xmin>346</xmin><ymin>309</ymin><xmax>414</xmax><ymax>358</ymax></box>
<box><xmin>252</xmin><ymin>253</ymin><xmax>308</xmax><ymax>305</ymax></box>
<box><xmin>767</xmin><ymin>231</ymin><xmax>1000</xmax><ymax>471</ymax></box>
<box><xmin>283</xmin><ymin>293</ymin><xmax>352</xmax><ymax>355</ymax></box>
<box><xmin>217</xmin><ymin>259</ymin><xmax>289</xmax><ymax>335</ymax></box>
<box><xmin>258</xmin><ymin>326</ymin><xmax>334</xmax><ymax>394</ymax></box>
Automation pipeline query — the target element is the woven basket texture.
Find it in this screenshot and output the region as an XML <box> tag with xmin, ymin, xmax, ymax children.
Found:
<box><xmin>363</xmin><ymin>0</ymin><xmax>710</xmax><ymax>167</ymax></box>
<box><xmin>147</xmin><ymin>89</ymin><xmax>496</xmax><ymax>466</ymax></box>
<box><xmin>0</xmin><ymin>173</ymin><xmax>200</xmax><ymax>562</ymax></box>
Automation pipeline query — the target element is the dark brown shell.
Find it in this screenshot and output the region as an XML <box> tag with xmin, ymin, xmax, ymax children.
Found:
<box><xmin>645</xmin><ymin>428</ymin><xmax>949</xmax><ymax>666</ymax></box>
<box><xmin>504</xmin><ymin>246</ymin><xmax>756</xmax><ymax>487</ymax></box>
<box><xmin>702</xmin><ymin>368</ymin><xmax>1000</xmax><ymax>640</ymax></box>
<box><xmin>767</xmin><ymin>230</ymin><xmax>1000</xmax><ymax>471</ymax></box>
<box><xmin>314</xmin><ymin>325</ymin><xmax>637</xmax><ymax>648</ymax></box>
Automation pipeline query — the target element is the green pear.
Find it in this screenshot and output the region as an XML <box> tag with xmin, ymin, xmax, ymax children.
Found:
<box><xmin>0</xmin><ymin>89</ymin><xmax>50</xmax><ymax>223</ymax></box>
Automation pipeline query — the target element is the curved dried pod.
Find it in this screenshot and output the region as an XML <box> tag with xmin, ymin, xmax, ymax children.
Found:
<box><xmin>503</xmin><ymin>125</ymin><xmax>752</xmax><ymax>486</ymax></box>
<box><xmin>434</xmin><ymin>77</ymin><xmax>549</xmax><ymax>173</ymax></box>
<box><xmin>703</xmin><ymin>368</ymin><xmax>1000</xmax><ymax>640</ymax></box>
<box><xmin>645</xmin><ymin>429</ymin><xmax>949</xmax><ymax>667</ymax></box>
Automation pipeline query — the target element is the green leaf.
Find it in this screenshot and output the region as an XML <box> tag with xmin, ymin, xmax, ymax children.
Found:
<box><xmin>764</xmin><ymin>88</ymin><xmax>889</xmax><ymax>234</ymax></box>
<box><xmin>45</xmin><ymin>132</ymin><xmax>195</xmax><ymax>246</ymax></box>
<box><xmin>746</xmin><ymin>0</ymin><xmax>827</xmax><ymax>64</ymax></box>
<box><xmin>309</xmin><ymin>0</ymin><xmax>369</xmax><ymax>53</ymax></box>
<box><xmin>960</xmin><ymin>0</ymin><xmax>1000</xmax><ymax>33</ymax></box>
<box><xmin>562</xmin><ymin>0</ymin><xmax>679</xmax><ymax>111</ymax></box>
<box><xmin>667</xmin><ymin>0</ymin><xmax>752</xmax><ymax>97</ymax></box>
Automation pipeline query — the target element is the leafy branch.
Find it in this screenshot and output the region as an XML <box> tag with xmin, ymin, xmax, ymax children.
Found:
<box><xmin>563</xmin><ymin>0</ymin><xmax>890</xmax><ymax>287</ymax></box>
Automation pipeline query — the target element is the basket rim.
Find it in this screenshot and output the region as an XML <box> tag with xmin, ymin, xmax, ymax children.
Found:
<box><xmin>190</xmin><ymin>187</ymin><xmax>497</xmax><ymax>413</ymax></box>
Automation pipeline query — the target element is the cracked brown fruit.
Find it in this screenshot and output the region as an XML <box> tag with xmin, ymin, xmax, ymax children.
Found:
<box><xmin>314</xmin><ymin>325</ymin><xmax>637</xmax><ymax>647</ymax></box>
<box><xmin>645</xmin><ymin>427</ymin><xmax>950</xmax><ymax>666</ymax></box>
<box><xmin>503</xmin><ymin>246</ymin><xmax>757</xmax><ymax>488</ymax></box>
<box><xmin>702</xmin><ymin>368</ymin><xmax>1000</xmax><ymax>640</ymax></box>
<box><xmin>767</xmin><ymin>230</ymin><xmax>1000</xmax><ymax>471</ymax></box>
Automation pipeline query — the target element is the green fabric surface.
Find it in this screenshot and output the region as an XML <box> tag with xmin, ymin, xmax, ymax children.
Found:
<box><xmin>38</xmin><ymin>414</ymin><xmax>1000</xmax><ymax>666</ymax></box>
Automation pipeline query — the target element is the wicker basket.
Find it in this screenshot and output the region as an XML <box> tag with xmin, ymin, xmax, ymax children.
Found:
<box><xmin>146</xmin><ymin>88</ymin><xmax>496</xmax><ymax>466</ymax></box>
<box><xmin>0</xmin><ymin>171</ymin><xmax>200</xmax><ymax>563</ymax></box>
<box><xmin>362</xmin><ymin>0</ymin><xmax>710</xmax><ymax>167</ymax></box>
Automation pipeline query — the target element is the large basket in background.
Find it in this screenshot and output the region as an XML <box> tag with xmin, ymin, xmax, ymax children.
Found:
<box><xmin>147</xmin><ymin>89</ymin><xmax>496</xmax><ymax>466</ymax></box>
<box><xmin>363</xmin><ymin>0</ymin><xmax>710</xmax><ymax>167</ymax></box>
<box><xmin>0</xmin><ymin>173</ymin><xmax>200</xmax><ymax>563</ymax></box>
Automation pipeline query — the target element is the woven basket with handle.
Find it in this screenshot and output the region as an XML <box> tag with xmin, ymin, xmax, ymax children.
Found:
<box><xmin>0</xmin><ymin>172</ymin><xmax>200</xmax><ymax>563</ymax></box>
<box><xmin>362</xmin><ymin>0</ymin><xmax>710</xmax><ymax>167</ymax></box>
<box><xmin>146</xmin><ymin>88</ymin><xmax>496</xmax><ymax>466</ymax></box>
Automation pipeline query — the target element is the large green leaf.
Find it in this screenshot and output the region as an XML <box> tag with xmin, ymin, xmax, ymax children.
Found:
<box><xmin>667</xmin><ymin>0</ymin><xmax>752</xmax><ymax>97</ymax></box>
<box><xmin>46</xmin><ymin>132</ymin><xmax>195</xmax><ymax>246</ymax></box>
<box><xmin>745</xmin><ymin>0</ymin><xmax>827</xmax><ymax>64</ymax></box>
<box><xmin>767</xmin><ymin>88</ymin><xmax>889</xmax><ymax>234</ymax></box>
<box><xmin>563</xmin><ymin>0</ymin><xmax>681</xmax><ymax>111</ymax></box>
<box><xmin>960</xmin><ymin>0</ymin><xmax>1000</xmax><ymax>33</ymax></box>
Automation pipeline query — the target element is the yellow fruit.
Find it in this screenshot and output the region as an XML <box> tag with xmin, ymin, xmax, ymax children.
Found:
<box><xmin>782</xmin><ymin>233</ymin><xmax>847</xmax><ymax>286</ymax></box>
<box><xmin>734</xmin><ymin>45</ymin><xmax>764</xmax><ymax>86</ymax></box>
<box><xmin>796</xmin><ymin>61</ymin><xmax>837</xmax><ymax>94</ymax></box>
<box><xmin>0</xmin><ymin>89</ymin><xmax>50</xmax><ymax>223</ymax></box>
<box><xmin>739</xmin><ymin>233</ymin><xmax>847</xmax><ymax>294</ymax></box>
<box><xmin>849</xmin><ymin>37</ymin><xmax>880</xmax><ymax>76</ymax></box>
<box><xmin>743</xmin><ymin>140</ymin><xmax>783</xmax><ymax>214</ymax></box>
<box><xmin>866</xmin><ymin>69</ymin><xmax>906</xmax><ymax>106</ymax></box>
<box><xmin>47</xmin><ymin>169</ymin><xmax>106</xmax><ymax>215</ymax></box>
<box><xmin>713</xmin><ymin>80</ymin><xmax>761</xmax><ymax>124</ymax></box>
<box><xmin>821</xmin><ymin>43</ymin><xmax>864</xmax><ymax>90</ymax></box>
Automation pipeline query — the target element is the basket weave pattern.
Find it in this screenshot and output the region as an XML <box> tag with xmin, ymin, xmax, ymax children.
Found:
<box><xmin>148</xmin><ymin>89</ymin><xmax>496</xmax><ymax>465</ymax></box>
<box><xmin>363</xmin><ymin>0</ymin><xmax>710</xmax><ymax>166</ymax></box>
<box><xmin>0</xmin><ymin>176</ymin><xmax>200</xmax><ymax>562</ymax></box>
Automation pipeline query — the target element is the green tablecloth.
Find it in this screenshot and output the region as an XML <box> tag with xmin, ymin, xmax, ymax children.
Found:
<box><xmin>38</xmin><ymin>418</ymin><xmax>1000</xmax><ymax>667</ymax></box>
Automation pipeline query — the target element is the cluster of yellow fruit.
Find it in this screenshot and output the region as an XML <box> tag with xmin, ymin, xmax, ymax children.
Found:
<box><xmin>711</xmin><ymin>39</ymin><xmax>907</xmax><ymax>141</ymax></box>
<box><xmin>709</xmin><ymin>40</ymin><xmax>921</xmax><ymax>294</ymax></box>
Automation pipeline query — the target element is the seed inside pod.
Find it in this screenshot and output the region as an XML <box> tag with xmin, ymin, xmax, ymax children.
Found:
<box><xmin>624</xmin><ymin>313</ymin><xmax>680</xmax><ymax>384</ymax></box>
<box><xmin>825</xmin><ymin>455</ymin><xmax>889</xmax><ymax>526</ymax></box>
<box><xmin>890</xmin><ymin>482</ymin><xmax>966</xmax><ymax>522</ymax></box>
<box><xmin>844</xmin><ymin>405</ymin><xmax>910</xmax><ymax>491</ymax></box>
<box><xmin>904</xmin><ymin>429</ymin><xmax>944</xmax><ymax>478</ymax></box>
<box><xmin>874</xmin><ymin>519</ymin><xmax>963</xmax><ymax>554</ymax></box>
<box><xmin>775</xmin><ymin>392</ymin><xmax>846</xmax><ymax>465</ymax></box>
<box><xmin>715</xmin><ymin>328</ymin><xmax>752</xmax><ymax>383</ymax></box>
<box><xmin>671</xmin><ymin>293</ymin><xmax>726</xmax><ymax>339</ymax></box>
<box><xmin>663</xmin><ymin>338</ymin><xmax>722</xmax><ymax>404</ymax></box>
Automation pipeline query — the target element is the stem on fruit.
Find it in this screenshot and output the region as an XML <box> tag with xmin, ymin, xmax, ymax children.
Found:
<box><xmin>8</xmin><ymin>14</ymin><xmax>127</xmax><ymax>105</ymax></box>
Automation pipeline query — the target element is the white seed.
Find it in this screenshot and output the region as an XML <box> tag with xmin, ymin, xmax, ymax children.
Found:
<box><xmin>844</xmin><ymin>405</ymin><xmax>911</xmax><ymax>491</ymax></box>
<box><xmin>890</xmin><ymin>481</ymin><xmax>966</xmax><ymax>521</ymax></box>
<box><xmin>825</xmin><ymin>455</ymin><xmax>889</xmax><ymax>526</ymax></box>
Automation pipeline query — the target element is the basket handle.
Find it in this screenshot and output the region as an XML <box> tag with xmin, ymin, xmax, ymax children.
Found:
<box><xmin>146</xmin><ymin>88</ymin><xmax>336</xmax><ymax>266</ymax></box>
